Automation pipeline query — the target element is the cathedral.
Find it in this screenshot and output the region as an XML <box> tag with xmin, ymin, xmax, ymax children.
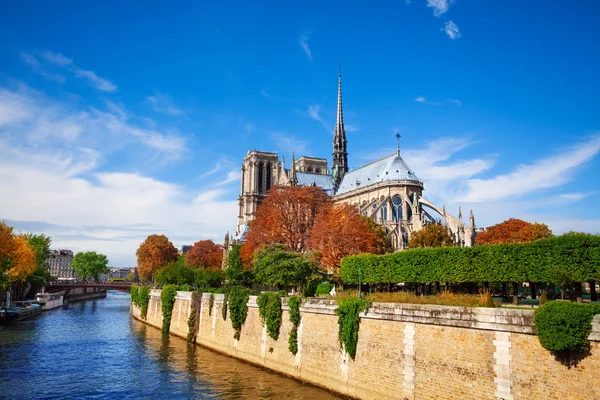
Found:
<box><xmin>233</xmin><ymin>72</ymin><xmax>476</xmax><ymax>250</ymax></box>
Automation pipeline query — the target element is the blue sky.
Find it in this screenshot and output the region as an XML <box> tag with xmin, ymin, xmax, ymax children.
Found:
<box><xmin>1</xmin><ymin>0</ymin><xmax>599</xmax><ymax>266</ymax></box>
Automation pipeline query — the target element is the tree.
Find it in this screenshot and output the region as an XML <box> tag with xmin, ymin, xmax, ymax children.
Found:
<box><xmin>136</xmin><ymin>234</ymin><xmax>179</xmax><ymax>281</ymax></box>
<box><xmin>72</xmin><ymin>251</ymin><xmax>109</xmax><ymax>281</ymax></box>
<box><xmin>225</xmin><ymin>245</ymin><xmax>246</xmax><ymax>285</ymax></box>
<box><xmin>252</xmin><ymin>244</ymin><xmax>317</xmax><ymax>290</ymax></box>
<box><xmin>241</xmin><ymin>185</ymin><xmax>332</xmax><ymax>267</ymax></box>
<box><xmin>475</xmin><ymin>218</ymin><xmax>553</xmax><ymax>245</ymax></box>
<box><xmin>185</xmin><ymin>240</ymin><xmax>223</xmax><ymax>270</ymax></box>
<box><xmin>24</xmin><ymin>233</ymin><xmax>53</xmax><ymax>292</ymax></box>
<box><xmin>0</xmin><ymin>221</ymin><xmax>16</xmax><ymax>287</ymax></box>
<box><xmin>307</xmin><ymin>203</ymin><xmax>392</xmax><ymax>273</ymax></box>
<box><xmin>408</xmin><ymin>223</ymin><xmax>454</xmax><ymax>249</ymax></box>
<box><xmin>8</xmin><ymin>236</ymin><xmax>37</xmax><ymax>283</ymax></box>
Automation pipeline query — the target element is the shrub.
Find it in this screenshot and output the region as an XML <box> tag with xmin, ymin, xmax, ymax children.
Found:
<box><xmin>540</xmin><ymin>290</ymin><xmax>548</xmax><ymax>305</ymax></box>
<box><xmin>160</xmin><ymin>285</ymin><xmax>178</xmax><ymax>332</ymax></box>
<box><xmin>315</xmin><ymin>283</ymin><xmax>334</xmax><ymax>297</ymax></box>
<box><xmin>336</xmin><ymin>297</ymin><xmax>370</xmax><ymax>360</ymax></box>
<box><xmin>257</xmin><ymin>292</ymin><xmax>283</xmax><ymax>340</ymax></box>
<box><xmin>130</xmin><ymin>285</ymin><xmax>139</xmax><ymax>305</ymax></box>
<box><xmin>288</xmin><ymin>296</ymin><xmax>301</xmax><ymax>355</ymax></box>
<box><xmin>340</xmin><ymin>234</ymin><xmax>600</xmax><ymax>285</ymax></box>
<box><xmin>534</xmin><ymin>301</ymin><xmax>600</xmax><ymax>354</ymax></box>
<box><xmin>228</xmin><ymin>287</ymin><xmax>250</xmax><ymax>340</ymax></box>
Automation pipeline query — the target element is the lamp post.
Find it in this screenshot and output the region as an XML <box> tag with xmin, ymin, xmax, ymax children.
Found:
<box><xmin>358</xmin><ymin>267</ymin><xmax>363</xmax><ymax>298</ymax></box>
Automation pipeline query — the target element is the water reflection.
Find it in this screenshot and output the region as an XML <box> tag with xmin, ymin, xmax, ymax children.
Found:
<box><xmin>132</xmin><ymin>318</ymin><xmax>343</xmax><ymax>399</ymax></box>
<box><xmin>0</xmin><ymin>291</ymin><xmax>342</xmax><ymax>400</ymax></box>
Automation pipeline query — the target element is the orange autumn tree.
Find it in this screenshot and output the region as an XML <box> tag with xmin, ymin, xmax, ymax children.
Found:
<box><xmin>8</xmin><ymin>236</ymin><xmax>37</xmax><ymax>283</ymax></box>
<box><xmin>240</xmin><ymin>185</ymin><xmax>332</xmax><ymax>267</ymax></box>
<box><xmin>136</xmin><ymin>234</ymin><xmax>179</xmax><ymax>281</ymax></box>
<box><xmin>307</xmin><ymin>203</ymin><xmax>392</xmax><ymax>273</ymax></box>
<box><xmin>1</xmin><ymin>221</ymin><xmax>16</xmax><ymax>285</ymax></box>
<box><xmin>185</xmin><ymin>240</ymin><xmax>223</xmax><ymax>270</ymax></box>
<box><xmin>475</xmin><ymin>218</ymin><xmax>553</xmax><ymax>245</ymax></box>
<box><xmin>408</xmin><ymin>223</ymin><xmax>454</xmax><ymax>248</ymax></box>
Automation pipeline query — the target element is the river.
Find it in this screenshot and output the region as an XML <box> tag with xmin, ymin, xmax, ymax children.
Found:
<box><xmin>0</xmin><ymin>291</ymin><xmax>343</xmax><ymax>400</ymax></box>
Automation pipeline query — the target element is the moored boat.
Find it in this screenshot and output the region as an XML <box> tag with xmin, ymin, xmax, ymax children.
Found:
<box><xmin>0</xmin><ymin>301</ymin><xmax>42</xmax><ymax>323</ymax></box>
<box><xmin>35</xmin><ymin>292</ymin><xmax>65</xmax><ymax>311</ymax></box>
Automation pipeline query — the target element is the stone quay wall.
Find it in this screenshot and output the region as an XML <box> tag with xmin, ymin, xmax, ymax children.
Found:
<box><xmin>131</xmin><ymin>290</ymin><xmax>600</xmax><ymax>400</ymax></box>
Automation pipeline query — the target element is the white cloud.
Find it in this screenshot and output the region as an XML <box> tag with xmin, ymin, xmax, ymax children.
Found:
<box><xmin>40</xmin><ymin>50</ymin><xmax>73</xmax><ymax>66</ymax></box>
<box><xmin>460</xmin><ymin>136</ymin><xmax>600</xmax><ymax>203</ymax></box>
<box><xmin>427</xmin><ymin>0</ymin><xmax>454</xmax><ymax>17</ymax></box>
<box><xmin>299</xmin><ymin>31</ymin><xmax>313</xmax><ymax>60</ymax></box>
<box><xmin>73</xmin><ymin>69</ymin><xmax>117</xmax><ymax>92</ymax></box>
<box><xmin>215</xmin><ymin>170</ymin><xmax>241</xmax><ymax>187</ymax></box>
<box><xmin>307</xmin><ymin>104</ymin><xmax>330</xmax><ymax>131</ymax></box>
<box><xmin>443</xmin><ymin>21</ymin><xmax>461</xmax><ymax>40</ymax></box>
<box><xmin>22</xmin><ymin>49</ymin><xmax>117</xmax><ymax>92</ymax></box>
<box><xmin>271</xmin><ymin>132</ymin><xmax>309</xmax><ymax>155</ymax></box>
<box><xmin>146</xmin><ymin>94</ymin><xmax>183</xmax><ymax>116</ymax></box>
<box><xmin>415</xmin><ymin>96</ymin><xmax>427</xmax><ymax>103</ymax></box>
<box><xmin>414</xmin><ymin>96</ymin><xmax>461</xmax><ymax>106</ymax></box>
<box><xmin>557</xmin><ymin>193</ymin><xmax>590</xmax><ymax>202</ymax></box>
<box><xmin>346</xmin><ymin>124</ymin><xmax>359</xmax><ymax>132</ymax></box>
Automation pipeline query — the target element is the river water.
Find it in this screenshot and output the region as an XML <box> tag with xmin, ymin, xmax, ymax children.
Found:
<box><xmin>0</xmin><ymin>291</ymin><xmax>342</xmax><ymax>400</ymax></box>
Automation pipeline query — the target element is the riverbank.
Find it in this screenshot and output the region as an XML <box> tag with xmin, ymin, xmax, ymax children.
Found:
<box><xmin>132</xmin><ymin>289</ymin><xmax>600</xmax><ymax>400</ymax></box>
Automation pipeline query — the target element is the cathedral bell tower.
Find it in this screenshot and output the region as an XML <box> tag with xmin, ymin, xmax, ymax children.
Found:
<box><xmin>332</xmin><ymin>69</ymin><xmax>348</xmax><ymax>190</ymax></box>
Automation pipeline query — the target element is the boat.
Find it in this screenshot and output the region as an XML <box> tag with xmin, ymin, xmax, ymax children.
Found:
<box><xmin>35</xmin><ymin>292</ymin><xmax>65</xmax><ymax>311</ymax></box>
<box><xmin>0</xmin><ymin>301</ymin><xmax>42</xmax><ymax>323</ymax></box>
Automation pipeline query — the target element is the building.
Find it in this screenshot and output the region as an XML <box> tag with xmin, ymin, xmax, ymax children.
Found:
<box><xmin>47</xmin><ymin>249</ymin><xmax>78</xmax><ymax>281</ymax></box>
<box><xmin>233</xmin><ymin>72</ymin><xmax>476</xmax><ymax>250</ymax></box>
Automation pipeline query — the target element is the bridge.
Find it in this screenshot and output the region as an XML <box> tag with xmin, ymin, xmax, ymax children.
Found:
<box><xmin>44</xmin><ymin>282</ymin><xmax>133</xmax><ymax>293</ymax></box>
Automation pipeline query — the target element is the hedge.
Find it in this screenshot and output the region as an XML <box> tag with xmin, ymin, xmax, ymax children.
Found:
<box><xmin>340</xmin><ymin>234</ymin><xmax>600</xmax><ymax>284</ymax></box>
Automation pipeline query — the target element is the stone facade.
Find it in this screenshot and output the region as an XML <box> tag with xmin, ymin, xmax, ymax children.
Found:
<box><xmin>133</xmin><ymin>291</ymin><xmax>600</xmax><ymax>400</ymax></box>
<box><xmin>233</xmin><ymin>73</ymin><xmax>476</xmax><ymax>249</ymax></box>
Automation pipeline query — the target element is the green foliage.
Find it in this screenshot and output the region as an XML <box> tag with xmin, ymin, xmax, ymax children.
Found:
<box><xmin>257</xmin><ymin>292</ymin><xmax>283</xmax><ymax>340</ymax></box>
<box><xmin>225</xmin><ymin>245</ymin><xmax>245</xmax><ymax>285</ymax></box>
<box><xmin>336</xmin><ymin>297</ymin><xmax>370</xmax><ymax>360</ymax></box>
<box><xmin>252</xmin><ymin>244</ymin><xmax>317</xmax><ymax>289</ymax></box>
<box><xmin>315</xmin><ymin>283</ymin><xmax>334</xmax><ymax>296</ymax></box>
<box><xmin>228</xmin><ymin>287</ymin><xmax>250</xmax><ymax>340</ymax></box>
<box><xmin>154</xmin><ymin>260</ymin><xmax>222</xmax><ymax>289</ymax></box>
<box><xmin>288</xmin><ymin>295</ymin><xmax>301</xmax><ymax>355</ymax></box>
<box><xmin>534</xmin><ymin>302</ymin><xmax>600</xmax><ymax>354</ymax></box>
<box><xmin>540</xmin><ymin>290</ymin><xmax>548</xmax><ymax>305</ymax></box>
<box><xmin>187</xmin><ymin>291</ymin><xmax>203</xmax><ymax>342</ymax></box>
<box><xmin>302</xmin><ymin>278</ymin><xmax>319</xmax><ymax>297</ymax></box>
<box><xmin>340</xmin><ymin>234</ymin><xmax>600</xmax><ymax>285</ymax></box>
<box><xmin>24</xmin><ymin>234</ymin><xmax>52</xmax><ymax>290</ymax></box>
<box><xmin>160</xmin><ymin>284</ymin><xmax>179</xmax><ymax>333</ymax></box>
<box><xmin>222</xmin><ymin>293</ymin><xmax>229</xmax><ymax>321</ymax></box>
<box><xmin>131</xmin><ymin>285</ymin><xmax>151</xmax><ymax>320</ymax></box>
<box><xmin>72</xmin><ymin>251</ymin><xmax>109</xmax><ymax>281</ymax></box>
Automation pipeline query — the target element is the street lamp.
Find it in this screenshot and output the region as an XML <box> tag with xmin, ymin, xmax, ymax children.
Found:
<box><xmin>358</xmin><ymin>267</ymin><xmax>363</xmax><ymax>298</ymax></box>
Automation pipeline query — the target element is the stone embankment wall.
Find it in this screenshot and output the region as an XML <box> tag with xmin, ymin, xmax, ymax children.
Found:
<box><xmin>131</xmin><ymin>290</ymin><xmax>600</xmax><ymax>400</ymax></box>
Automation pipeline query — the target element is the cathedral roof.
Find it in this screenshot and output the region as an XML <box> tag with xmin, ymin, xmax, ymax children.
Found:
<box><xmin>335</xmin><ymin>153</ymin><xmax>420</xmax><ymax>195</ymax></box>
<box><xmin>295</xmin><ymin>172</ymin><xmax>334</xmax><ymax>194</ymax></box>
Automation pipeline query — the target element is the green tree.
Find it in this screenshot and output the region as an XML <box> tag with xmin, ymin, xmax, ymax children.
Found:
<box><xmin>225</xmin><ymin>245</ymin><xmax>247</xmax><ymax>286</ymax></box>
<box><xmin>72</xmin><ymin>251</ymin><xmax>109</xmax><ymax>281</ymax></box>
<box><xmin>408</xmin><ymin>224</ymin><xmax>454</xmax><ymax>248</ymax></box>
<box><xmin>24</xmin><ymin>234</ymin><xmax>52</xmax><ymax>293</ymax></box>
<box><xmin>252</xmin><ymin>244</ymin><xmax>317</xmax><ymax>290</ymax></box>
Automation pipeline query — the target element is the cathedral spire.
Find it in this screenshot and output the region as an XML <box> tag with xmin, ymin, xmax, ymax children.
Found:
<box><xmin>332</xmin><ymin>66</ymin><xmax>348</xmax><ymax>189</ymax></box>
<box><xmin>290</xmin><ymin>152</ymin><xmax>297</xmax><ymax>186</ymax></box>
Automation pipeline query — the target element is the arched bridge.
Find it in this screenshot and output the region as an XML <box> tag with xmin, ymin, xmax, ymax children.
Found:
<box><xmin>44</xmin><ymin>282</ymin><xmax>133</xmax><ymax>293</ymax></box>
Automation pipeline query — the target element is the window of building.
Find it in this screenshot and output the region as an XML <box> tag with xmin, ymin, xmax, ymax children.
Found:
<box><xmin>266</xmin><ymin>162</ymin><xmax>272</xmax><ymax>191</ymax></box>
<box><xmin>392</xmin><ymin>196</ymin><xmax>402</xmax><ymax>222</ymax></box>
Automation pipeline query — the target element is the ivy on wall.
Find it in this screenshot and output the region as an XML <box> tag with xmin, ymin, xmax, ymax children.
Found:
<box><xmin>160</xmin><ymin>284</ymin><xmax>178</xmax><ymax>333</ymax></box>
<box><xmin>228</xmin><ymin>287</ymin><xmax>250</xmax><ymax>340</ymax></box>
<box><xmin>288</xmin><ymin>296</ymin><xmax>301</xmax><ymax>355</ymax></box>
<box><xmin>336</xmin><ymin>297</ymin><xmax>370</xmax><ymax>360</ymax></box>
<box><xmin>187</xmin><ymin>291</ymin><xmax>203</xmax><ymax>343</ymax></box>
<box><xmin>257</xmin><ymin>292</ymin><xmax>282</xmax><ymax>340</ymax></box>
<box><xmin>130</xmin><ymin>285</ymin><xmax>151</xmax><ymax>320</ymax></box>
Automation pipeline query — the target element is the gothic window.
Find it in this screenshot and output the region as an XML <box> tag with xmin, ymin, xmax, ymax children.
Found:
<box><xmin>258</xmin><ymin>162</ymin><xmax>264</xmax><ymax>194</ymax></box>
<box><xmin>266</xmin><ymin>163</ymin><xmax>272</xmax><ymax>191</ymax></box>
<box><xmin>315</xmin><ymin>168</ymin><xmax>320</xmax><ymax>174</ymax></box>
<box><xmin>392</xmin><ymin>196</ymin><xmax>402</xmax><ymax>222</ymax></box>
<box><xmin>381</xmin><ymin>205</ymin><xmax>388</xmax><ymax>221</ymax></box>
